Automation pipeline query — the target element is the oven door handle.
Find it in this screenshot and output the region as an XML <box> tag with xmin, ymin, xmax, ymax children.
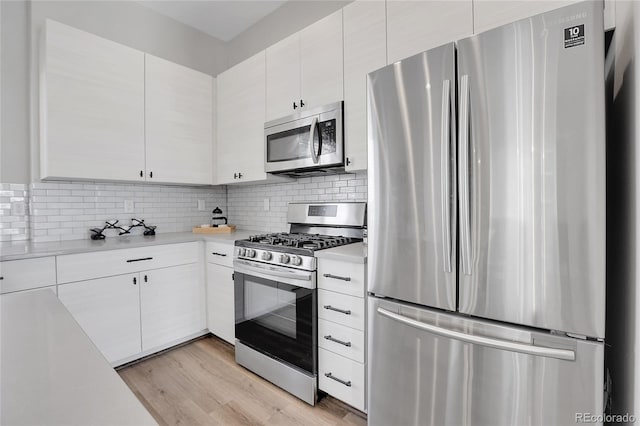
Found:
<box><xmin>233</xmin><ymin>259</ymin><xmax>316</xmax><ymax>289</ymax></box>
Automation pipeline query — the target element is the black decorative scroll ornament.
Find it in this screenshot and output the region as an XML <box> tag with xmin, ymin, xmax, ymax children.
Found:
<box><xmin>90</xmin><ymin>218</ymin><xmax>157</xmax><ymax>240</ymax></box>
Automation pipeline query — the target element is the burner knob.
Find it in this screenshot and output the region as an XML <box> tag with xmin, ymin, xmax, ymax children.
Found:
<box><xmin>246</xmin><ymin>249</ymin><xmax>256</xmax><ymax>258</ymax></box>
<box><xmin>291</xmin><ymin>255</ymin><xmax>302</xmax><ymax>266</ymax></box>
<box><xmin>237</xmin><ymin>248</ymin><xmax>246</xmax><ymax>256</ymax></box>
<box><xmin>262</xmin><ymin>251</ymin><xmax>272</xmax><ymax>261</ymax></box>
<box><xmin>280</xmin><ymin>254</ymin><xmax>290</xmax><ymax>264</ymax></box>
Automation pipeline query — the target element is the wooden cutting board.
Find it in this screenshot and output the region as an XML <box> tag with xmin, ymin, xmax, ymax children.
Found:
<box><xmin>192</xmin><ymin>225</ymin><xmax>236</xmax><ymax>234</ymax></box>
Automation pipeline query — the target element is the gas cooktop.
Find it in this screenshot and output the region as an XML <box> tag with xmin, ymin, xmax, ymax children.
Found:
<box><xmin>236</xmin><ymin>232</ymin><xmax>361</xmax><ymax>256</ymax></box>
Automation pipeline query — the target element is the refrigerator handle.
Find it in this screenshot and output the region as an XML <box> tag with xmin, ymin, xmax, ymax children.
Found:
<box><xmin>377</xmin><ymin>307</ymin><xmax>576</xmax><ymax>361</ymax></box>
<box><xmin>309</xmin><ymin>116</ymin><xmax>319</xmax><ymax>164</ymax></box>
<box><xmin>440</xmin><ymin>79</ymin><xmax>452</xmax><ymax>273</ymax></box>
<box><xmin>458</xmin><ymin>74</ymin><xmax>472</xmax><ymax>275</ymax></box>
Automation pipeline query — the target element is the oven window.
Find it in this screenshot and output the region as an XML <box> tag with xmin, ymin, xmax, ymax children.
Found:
<box><xmin>235</xmin><ymin>273</ymin><xmax>316</xmax><ymax>374</ymax></box>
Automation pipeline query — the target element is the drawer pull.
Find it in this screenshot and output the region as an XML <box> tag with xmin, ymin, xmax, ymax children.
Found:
<box><xmin>0</xmin><ymin>276</ymin><xmax>3</xmax><ymax>280</ymax></box>
<box><xmin>323</xmin><ymin>305</ymin><xmax>351</xmax><ymax>315</ymax></box>
<box><xmin>126</xmin><ymin>257</ymin><xmax>153</xmax><ymax>263</ymax></box>
<box><xmin>323</xmin><ymin>273</ymin><xmax>351</xmax><ymax>282</ymax></box>
<box><xmin>211</xmin><ymin>252</ymin><xmax>227</xmax><ymax>257</ymax></box>
<box><xmin>324</xmin><ymin>335</ymin><xmax>352</xmax><ymax>347</ymax></box>
<box><xmin>324</xmin><ymin>372</ymin><xmax>352</xmax><ymax>387</ymax></box>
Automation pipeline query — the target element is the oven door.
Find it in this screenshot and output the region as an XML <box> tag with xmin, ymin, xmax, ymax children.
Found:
<box><xmin>234</xmin><ymin>261</ymin><xmax>317</xmax><ymax>375</ymax></box>
<box><xmin>265</xmin><ymin>105</ymin><xmax>343</xmax><ymax>173</ymax></box>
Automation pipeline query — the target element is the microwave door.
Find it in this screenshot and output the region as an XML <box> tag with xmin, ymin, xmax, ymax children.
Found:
<box><xmin>316</xmin><ymin>108</ymin><xmax>343</xmax><ymax>167</ymax></box>
<box><xmin>265</xmin><ymin>115</ymin><xmax>320</xmax><ymax>172</ymax></box>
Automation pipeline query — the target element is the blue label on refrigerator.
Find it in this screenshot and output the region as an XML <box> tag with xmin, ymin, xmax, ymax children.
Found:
<box><xmin>564</xmin><ymin>24</ymin><xmax>585</xmax><ymax>48</ymax></box>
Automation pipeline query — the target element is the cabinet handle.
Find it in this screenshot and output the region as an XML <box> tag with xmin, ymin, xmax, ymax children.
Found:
<box><xmin>126</xmin><ymin>257</ymin><xmax>153</xmax><ymax>263</ymax></box>
<box><xmin>324</xmin><ymin>372</ymin><xmax>351</xmax><ymax>387</ymax></box>
<box><xmin>144</xmin><ymin>275</ymin><xmax>148</xmax><ymax>283</ymax></box>
<box><xmin>346</xmin><ymin>157</ymin><xmax>351</xmax><ymax>166</ymax></box>
<box><xmin>149</xmin><ymin>171</ymin><xmax>153</xmax><ymax>178</ymax></box>
<box><xmin>133</xmin><ymin>277</ymin><xmax>137</xmax><ymax>285</ymax></box>
<box><xmin>212</xmin><ymin>252</ymin><xmax>227</xmax><ymax>257</ymax></box>
<box><xmin>293</xmin><ymin>101</ymin><xmax>298</xmax><ymax>110</ymax></box>
<box><xmin>0</xmin><ymin>276</ymin><xmax>4</xmax><ymax>280</ymax></box>
<box><xmin>234</xmin><ymin>173</ymin><xmax>238</xmax><ymax>179</ymax></box>
<box><xmin>238</xmin><ymin>172</ymin><xmax>243</xmax><ymax>179</ymax></box>
<box><xmin>323</xmin><ymin>273</ymin><xmax>351</xmax><ymax>282</ymax></box>
<box><xmin>323</xmin><ymin>305</ymin><xmax>351</xmax><ymax>315</ymax></box>
<box><xmin>300</xmin><ymin>99</ymin><xmax>305</xmax><ymax>108</ymax></box>
<box><xmin>139</xmin><ymin>170</ymin><xmax>143</xmax><ymax>178</ymax></box>
<box><xmin>232</xmin><ymin>273</ymin><xmax>235</xmax><ymax>280</ymax></box>
<box><xmin>324</xmin><ymin>335</ymin><xmax>352</xmax><ymax>347</ymax></box>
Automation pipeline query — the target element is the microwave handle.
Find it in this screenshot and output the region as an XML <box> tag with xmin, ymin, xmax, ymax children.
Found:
<box><xmin>309</xmin><ymin>116</ymin><xmax>320</xmax><ymax>164</ymax></box>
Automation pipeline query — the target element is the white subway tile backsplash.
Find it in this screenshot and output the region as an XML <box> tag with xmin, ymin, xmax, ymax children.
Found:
<box><xmin>227</xmin><ymin>171</ymin><xmax>367</xmax><ymax>233</ymax></box>
<box><xmin>0</xmin><ymin>183</ymin><xmax>30</xmax><ymax>242</ymax></box>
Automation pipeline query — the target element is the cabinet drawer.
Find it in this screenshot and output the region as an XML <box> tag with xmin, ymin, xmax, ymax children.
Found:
<box><xmin>206</xmin><ymin>241</ymin><xmax>234</xmax><ymax>267</ymax></box>
<box><xmin>318</xmin><ymin>289</ymin><xmax>365</xmax><ymax>331</ymax></box>
<box><xmin>57</xmin><ymin>242</ymin><xmax>199</xmax><ymax>283</ymax></box>
<box><xmin>318</xmin><ymin>258</ymin><xmax>365</xmax><ymax>297</ymax></box>
<box><xmin>319</xmin><ymin>348</ymin><xmax>365</xmax><ymax>411</ymax></box>
<box><xmin>318</xmin><ymin>318</ymin><xmax>365</xmax><ymax>363</ymax></box>
<box><xmin>0</xmin><ymin>257</ymin><xmax>57</xmax><ymax>294</ymax></box>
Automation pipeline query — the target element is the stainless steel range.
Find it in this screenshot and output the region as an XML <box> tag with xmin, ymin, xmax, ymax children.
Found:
<box><xmin>233</xmin><ymin>202</ymin><xmax>366</xmax><ymax>405</ymax></box>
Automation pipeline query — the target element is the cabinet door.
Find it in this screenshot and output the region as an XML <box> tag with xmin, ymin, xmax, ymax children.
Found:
<box><xmin>474</xmin><ymin>0</ymin><xmax>580</xmax><ymax>33</ymax></box>
<box><xmin>386</xmin><ymin>0</ymin><xmax>473</xmax><ymax>64</ymax></box>
<box><xmin>140</xmin><ymin>263</ymin><xmax>205</xmax><ymax>351</ymax></box>
<box><xmin>206</xmin><ymin>263</ymin><xmax>235</xmax><ymax>344</ymax></box>
<box><xmin>216</xmin><ymin>51</ymin><xmax>267</xmax><ymax>185</ymax></box>
<box><xmin>40</xmin><ymin>20</ymin><xmax>145</xmax><ymax>181</ymax></box>
<box><xmin>300</xmin><ymin>10</ymin><xmax>344</xmax><ymax>111</ymax></box>
<box><xmin>266</xmin><ymin>33</ymin><xmax>301</xmax><ymax>121</ymax></box>
<box><xmin>343</xmin><ymin>0</ymin><xmax>386</xmax><ymax>171</ymax></box>
<box><xmin>58</xmin><ymin>274</ymin><xmax>141</xmax><ymax>363</ymax></box>
<box><xmin>145</xmin><ymin>55</ymin><xmax>214</xmax><ymax>185</ymax></box>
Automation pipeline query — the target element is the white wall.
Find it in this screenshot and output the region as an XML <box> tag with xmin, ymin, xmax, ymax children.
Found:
<box><xmin>0</xmin><ymin>0</ymin><xmax>227</xmax><ymax>185</ymax></box>
<box><xmin>608</xmin><ymin>0</ymin><xmax>640</xmax><ymax>418</ymax></box>
<box><xmin>225</xmin><ymin>0</ymin><xmax>351</xmax><ymax>69</ymax></box>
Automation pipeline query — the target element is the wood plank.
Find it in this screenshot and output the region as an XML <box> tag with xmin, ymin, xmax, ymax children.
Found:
<box><xmin>118</xmin><ymin>336</ymin><xmax>366</xmax><ymax>426</ymax></box>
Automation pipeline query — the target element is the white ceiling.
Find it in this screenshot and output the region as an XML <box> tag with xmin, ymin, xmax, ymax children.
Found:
<box><xmin>138</xmin><ymin>1</ymin><xmax>287</xmax><ymax>42</ymax></box>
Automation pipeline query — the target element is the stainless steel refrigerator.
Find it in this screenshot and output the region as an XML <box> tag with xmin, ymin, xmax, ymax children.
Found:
<box><xmin>367</xmin><ymin>2</ymin><xmax>606</xmax><ymax>425</ymax></box>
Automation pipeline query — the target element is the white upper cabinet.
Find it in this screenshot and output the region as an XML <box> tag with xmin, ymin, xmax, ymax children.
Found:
<box><xmin>145</xmin><ymin>55</ymin><xmax>214</xmax><ymax>185</ymax></box>
<box><xmin>474</xmin><ymin>1</ymin><xmax>614</xmax><ymax>34</ymax></box>
<box><xmin>300</xmin><ymin>10</ymin><xmax>344</xmax><ymax>112</ymax></box>
<box><xmin>266</xmin><ymin>33</ymin><xmax>301</xmax><ymax>121</ymax></box>
<box><xmin>266</xmin><ymin>10</ymin><xmax>344</xmax><ymax>121</ymax></box>
<box><xmin>386</xmin><ymin>0</ymin><xmax>474</xmax><ymax>64</ymax></box>
<box><xmin>217</xmin><ymin>51</ymin><xmax>268</xmax><ymax>184</ymax></box>
<box><xmin>40</xmin><ymin>19</ymin><xmax>145</xmax><ymax>182</ymax></box>
<box><xmin>343</xmin><ymin>0</ymin><xmax>386</xmax><ymax>172</ymax></box>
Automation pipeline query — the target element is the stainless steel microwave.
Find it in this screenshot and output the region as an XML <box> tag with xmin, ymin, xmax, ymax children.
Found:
<box><xmin>264</xmin><ymin>101</ymin><xmax>343</xmax><ymax>175</ymax></box>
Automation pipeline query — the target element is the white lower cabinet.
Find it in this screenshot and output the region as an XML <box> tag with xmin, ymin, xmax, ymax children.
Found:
<box><xmin>58</xmin><ymin>274</ymin><xmax>142</xmax><ymax>363</ymax></box>
<box><xmin>206</xmin><ymin>262</ymin><xmax>235</xmax><ymax>344</ymax></box>
<box><xmin>319</xmin><ymin>348</ymin><xmax>366</xmax><ymax>412</ymax></box>
<box><xmin>317</xmin><ymin>254</ymin><xmax>367</xmax><ymax>412</ymax></box>
<box><xmin>141</xmin><ymin>263</ymin><xmax>206</xmax><ymax>351</ymax></box>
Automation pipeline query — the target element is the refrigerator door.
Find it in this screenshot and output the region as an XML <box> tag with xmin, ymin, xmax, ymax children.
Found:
<box><xmin>368</xmin><ymin>296</ymin><xmax>604</xmax><ymax>426</ymax></box>
<box><xmin>367</xmin><ymin>43</ymin><xmax>457</xmax><ymax>311</ymax></box>
<box><xmin>456</xmin><ymin>2</ymin><xmax>605</xmax><ymax>338</ymax></box>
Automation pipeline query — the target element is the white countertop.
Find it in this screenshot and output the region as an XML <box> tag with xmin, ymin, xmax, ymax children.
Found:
<box><xmin>315</xmin><ymin>242</ymin><xmax>367</xmax><ymax>263</ymax></box>
<box><xmin>0</xmin><ymin>290</ymin><xmax>157</xmax><ymax>426</ymax></box>
<box><xmin>0</xmin><ymin>230</ymin><xmax>257</xmax><ymax>261</ymax></box>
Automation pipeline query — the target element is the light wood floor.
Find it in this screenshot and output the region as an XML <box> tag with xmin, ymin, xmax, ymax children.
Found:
<box><xmin>118</xmin><ymin>336</ymin><xmax>367</xmax><ymax>426</ymax></box>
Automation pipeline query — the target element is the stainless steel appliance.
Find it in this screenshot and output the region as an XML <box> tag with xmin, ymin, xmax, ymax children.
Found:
<box><xmin>233</xmin><ymin>202</ymin><xmax>366</xmax><ymax>405</ymax></box>
<box><xmin>367</xmin><ymin>2</ymin><xmax>605</xmax><ymax>425</ymax></box>
<box><xmin>264</xmin><ymin>102</ymin><xmax>344</xmax><ymax>176</ymax></box>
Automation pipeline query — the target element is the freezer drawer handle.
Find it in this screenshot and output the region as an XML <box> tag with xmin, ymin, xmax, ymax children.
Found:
<box><xmin>324</xmin><ymin>335</ymin><xmax>352</xmax><ymax>347</ymax></box>
<box><xmin>377</xmin><ymin>307</ymin><xmax>576</xmax><ymax>361</ymax></box>
<box><xmin>324</xmin><ymin>372</ymin><xmax>352</xmax><ymax>387</ymax></box>
<box><xmin>323</xmin><ymin>305</ymin><xmax>352</xmax><ymax>315</ymax></box>
<box><xmin>323</xmin><ymin>273</ymin><xmax>351</xmax><ymax>282</ymax></box>
<box><xmin>126</xmin><ymin>257</ymin><xmax>153</xmax><ymax>263</ymax></box>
